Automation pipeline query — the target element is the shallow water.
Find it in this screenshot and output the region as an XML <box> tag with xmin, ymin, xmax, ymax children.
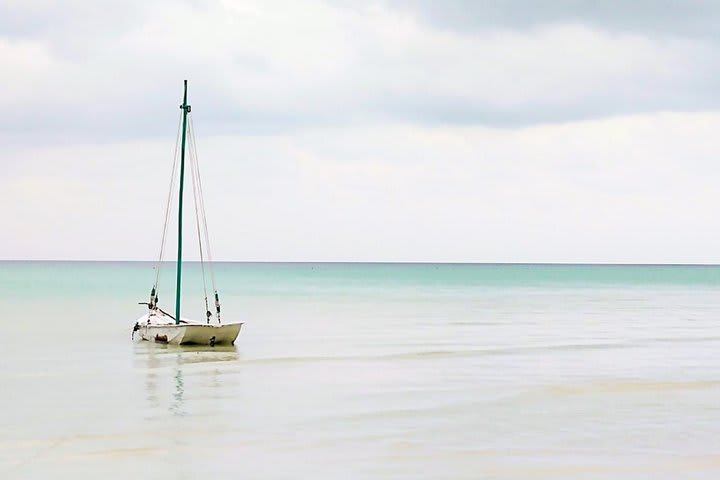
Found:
<box><xmin>1</xmin><ymin>262</ymin><xmax>719</xmax><ymax>479</ymax></box>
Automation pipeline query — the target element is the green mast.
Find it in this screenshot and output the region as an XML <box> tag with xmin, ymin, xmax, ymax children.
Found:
<box><xmin>175</xmin><ymin>80</ymin><xmax>190</xmax><ymax>325</ymax></box>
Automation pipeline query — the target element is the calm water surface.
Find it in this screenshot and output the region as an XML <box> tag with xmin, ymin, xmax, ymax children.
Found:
<box><xmin>0</xmin><ymin>262</ymin><xmax>719</xmax><ymax>479</ymax></box>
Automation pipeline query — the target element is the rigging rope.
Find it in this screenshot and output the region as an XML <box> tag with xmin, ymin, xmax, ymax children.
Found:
<box><xmin>152</xmin><ymin>110</ymin><xmax>184</xmax><ymax>305</ymax></box>
<box><xmin>188</xmin><ymin>115</ymin><xmax>221</xmax><ymax>323</ymax></box>
<box><xmin>187</xmin><ymin>115</ymin><xmax>211</xmax><ymax>323</ymax></box>
<box><xmin>148</xmin><ymin>110</ymin><xmax>221</xmax><ymax>322</ymax></box>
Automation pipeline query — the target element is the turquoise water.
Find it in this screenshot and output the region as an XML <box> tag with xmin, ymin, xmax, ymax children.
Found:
<box><xmin>1</xmin><ymin>262</ymin><xmax>719</xmax><ymax>479</ymax></box>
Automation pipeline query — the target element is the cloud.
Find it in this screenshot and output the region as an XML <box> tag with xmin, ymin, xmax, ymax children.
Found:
<box><xmin>386</xmin><ymin>0</ymin><xmax>718</xmax><ymax>38</ymax></box>
<box><xmin>0</xmin><ymin>0</ymin><xmax>718</xmax><ymax>144</ymax></box>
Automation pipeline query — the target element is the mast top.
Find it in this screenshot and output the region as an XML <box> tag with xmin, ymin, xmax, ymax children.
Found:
<box><xmin>180</xmin><ymin>80</ymin><xmax>191</xmax><ymax>112</ymax></box>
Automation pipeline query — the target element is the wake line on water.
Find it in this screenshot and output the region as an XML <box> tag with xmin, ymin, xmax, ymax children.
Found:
<box><xmin>213</xmin><ymin>342</ymin><xmax>640</xmax><ymax>367</ymax></box>
<box><xmin>377</xmin><ymin>341</ymin><xmax>646</xmax><ymax>359</ymax></box>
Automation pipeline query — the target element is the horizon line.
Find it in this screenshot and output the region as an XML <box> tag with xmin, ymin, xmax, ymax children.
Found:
<box><xmin>1</xmin><ymin>260</ymin><xmax>720</xmax><ymax>267</ymax></box>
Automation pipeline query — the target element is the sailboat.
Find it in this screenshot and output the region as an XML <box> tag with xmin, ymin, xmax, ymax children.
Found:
<box><xmin>133</xmin><ymin>80</ymin><xmax>242</xmax><ymax>346</ymax></box>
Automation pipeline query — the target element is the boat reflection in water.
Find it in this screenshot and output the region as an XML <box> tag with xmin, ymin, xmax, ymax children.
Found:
<box><xmin>134</xmin><ymin>342</ymin><xmax>240</xmax><ymax>417</ymax></box>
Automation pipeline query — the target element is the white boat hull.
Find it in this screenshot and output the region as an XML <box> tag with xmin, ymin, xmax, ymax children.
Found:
<box><xmin>135</xmin><ymin>312</ymin><xmax>242</xmax><ymax>346</ymax></box>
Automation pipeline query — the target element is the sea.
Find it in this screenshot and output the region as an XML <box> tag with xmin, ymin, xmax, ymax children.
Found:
<box><xmin>0</xmin><ymin>262</ymin><xmax>719</xmax><ymax>479</ymax></box>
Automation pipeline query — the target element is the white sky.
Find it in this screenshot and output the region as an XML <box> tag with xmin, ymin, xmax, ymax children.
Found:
<box><xmin>2</xmin><ymin>0</ymin><xmax>720</xmax><ymax>263</ymax></box>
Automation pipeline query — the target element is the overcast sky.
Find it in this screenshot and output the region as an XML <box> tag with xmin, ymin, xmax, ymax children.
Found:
<box><xmin>2</xmin><ymin>0</ymin><xmax>720</xmax><ymax>262</ymax></box>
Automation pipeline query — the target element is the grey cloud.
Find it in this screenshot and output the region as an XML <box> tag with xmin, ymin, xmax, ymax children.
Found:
<box><xmin>0</xmin><ymin>79</ymin><xmax>351</xmax><ymax>146</ymax></box>
<box><xmin>380</xmin><ymin>87</ymin><xmax>720</xmax><ymax>129</ymax></box>
<box><xmin>1</xmin><ymin>0</ymin><xmax>720</xmax><ymax>144</ymax></box>
<box><xmin>385</xmin><ymin>0</ymin><xmax>718</xmax><ymax>38</ymax></box>
<box><xmin>0</xmin><ymin>1</ymin><xmax>151</xmax><ymax>39</ymax></box>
